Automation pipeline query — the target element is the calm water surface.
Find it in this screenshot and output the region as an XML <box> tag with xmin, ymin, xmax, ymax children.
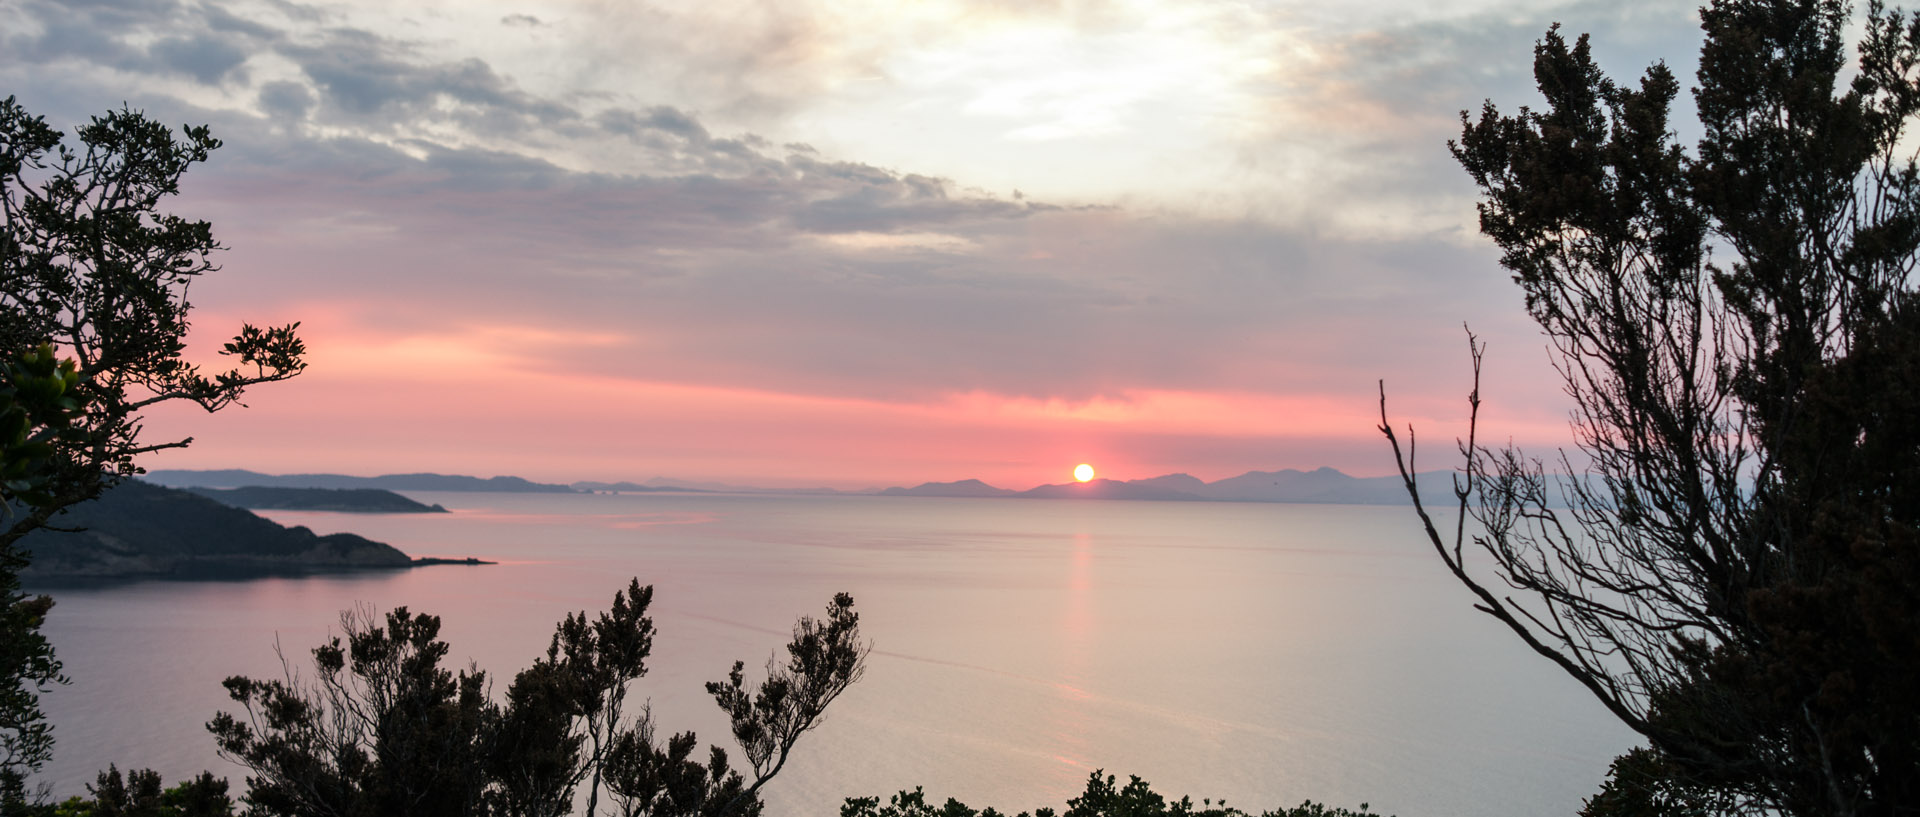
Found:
<box><xmin>30</xmin><ymin>493</ymin><xmax>1636</xmax><ymax>816</ymax></box>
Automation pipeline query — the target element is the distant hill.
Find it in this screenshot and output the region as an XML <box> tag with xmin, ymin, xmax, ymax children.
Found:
<box><xmin>141</xmin><ymin>466</ymin><xmax>1463</xmax><ymax>504</ymax></box>
<box><xmin>145</xmin><ymin>469</ymin><xmax>578</xmax><ymax>493</ymax></box>
<box><xmin>1016</xmin><ymin>478</ymin><xmax>1204</xmax><ymax>501</ymax></box>
<box><xmin>880</xmin><ymin>479</ymin><xmax>1015</xmax><ymax>498</ymax></box>
<box><xmin>186</xmin><ymin>486</ymin><xmax>449</xmax><ymax>513</ymax></box>
<box><xmin>1127</xmin><ymin>473</ymin><xmax>1209</xmax><ymax>493</ymax></box>
<box><xmin>878</xmin><ymin>467</ymin><xmax>1458</xmax><ymax>505</ymax></box>
<box><xmin>1198</xmin><ymin>467</ymin><xmax>1424</xmax><ymax>503</ymax></box>
<box><xmin>18</xmin><ymin>481</ymin><xmax>485</xmax><ymax>580</ymax></box>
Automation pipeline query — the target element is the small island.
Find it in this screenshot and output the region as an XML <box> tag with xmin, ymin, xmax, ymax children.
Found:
<box><xmin>186</xmin><ymin>485</ymin><xmax>449</xmax><ymax>513</ymax></box>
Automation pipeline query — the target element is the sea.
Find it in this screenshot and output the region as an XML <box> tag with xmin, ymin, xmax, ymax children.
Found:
<box><xmin>27</xmin><ymin>492</ymin><xmax>1637</xmax><ymax>816</ymax></box>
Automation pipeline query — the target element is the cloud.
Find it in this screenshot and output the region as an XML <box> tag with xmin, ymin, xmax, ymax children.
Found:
<box><xmin>783</xmin><ymin>162</ymin><xmax>1039</xmax><ymax>234</ymax></box>
<box><xmin>174</xmin><ymin>131</ymin><xmax>1522</xmax><ymax>408</ymax></box>
<box><xmin>1192</xmin><ymin>0</ymin><xmax>1705</xmax><ymax>238</ymax></box>
<box><xmin>5</xmin><ymin>4</ymin><xmax>153</xmax><ymax>70</ymax></box>
<box><xmin>598</xmin><ymin>106</ymin><xmax>707</xmax><ymax>142</ymax></box>
<box><xmin>1</xmin><ymin>0</ymin><xmax>1537</xmax><ymax>406</ymax></box>
<box><xmin>149</xmin><ymin>32</ymin><xmax>253</xmax><ymax>84</ymax></box>
<box><xmin>275</xmin><ymin>29</ymin><xmax>578</xmax><ymax>138</ymax></box>
<box><xmin>256</xmin><ymin>80</ymin><xmax>313</xmax><ymax>121</ymax></box>
<box><xmin>0</xmin><ymin>0</ymin><xmax>1610</xmax><ymax>483</ymax></box>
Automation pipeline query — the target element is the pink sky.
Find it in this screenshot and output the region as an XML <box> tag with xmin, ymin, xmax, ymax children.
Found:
<box><xmin>138</xmin><ymin>299</ymin><xmax>1572</xmax><ymax>489</ymax></box>
<box><xmin>4</xmin><ymin>0</ymin><xmax>1696</xmax><ymax>489</ymax></box>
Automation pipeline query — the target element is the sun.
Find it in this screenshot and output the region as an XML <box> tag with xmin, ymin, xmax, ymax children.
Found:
<box><xmin>1073</xmin><ymin>463</ymin><xmax>1095</xmax><ymax>482</ymax></box>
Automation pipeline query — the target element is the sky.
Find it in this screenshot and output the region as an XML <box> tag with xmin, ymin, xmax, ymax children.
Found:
<box><xmin>1</xmin><ymin>0</ymin><xmax>1708</xmax><ymax>489</ymax></box>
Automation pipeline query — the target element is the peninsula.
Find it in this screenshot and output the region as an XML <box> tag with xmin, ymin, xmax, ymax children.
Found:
<box><xmin>18</xmin><ymin>481</ymin><xmax>489</xmax><ymax>581</ymax></box>
<box><xmin>144</xmin><ymin>469</ymin><xmax>578</xmax><ymax>493</ymax></box>
<box><xmin>186</xmin><ymin>485</ymin><xmax>449</xmax><ymax>513</ymax></box>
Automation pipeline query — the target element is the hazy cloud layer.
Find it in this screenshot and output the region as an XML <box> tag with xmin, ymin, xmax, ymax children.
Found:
<box><xmin>0</xmin><ymin>0</ymin><xmax>1722</xmax><ymax>481</ymax></box>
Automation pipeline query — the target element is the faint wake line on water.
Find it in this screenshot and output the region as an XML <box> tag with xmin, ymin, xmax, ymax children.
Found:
<box><xmin>677</xmin><ymin>610</ymin><xmax>1335</xmax><ymax>746</ymax></box>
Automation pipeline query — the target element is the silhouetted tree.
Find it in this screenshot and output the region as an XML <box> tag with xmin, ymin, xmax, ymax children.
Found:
<box><xmin>1379</xmin><ymin>1</ymin><xmax>1920</xmax><ymax>814</ymax></box>
<box><xmin>706</xmin><ymin>591</ymin><xmax>866</xmax><ymax>813</ymax></box>
<box><xmin>210</xmin><ymin>582</ymin><xmax>867</xmax><ymax>817</ymax></box>
<box><xmin>208</xmin><ymin>605</ymin><xmax>493</xmax><ymax>817</ymax></box>
<box><xmin>840</xmin><ymin>771</ymin><xmax>1390</xmax><ymax>817</ymax></box>
<box><xmin>594</xmin><ymin>591</ymin><xmax>868</xmax><ymax>817</ymax></box>
<box><xmin>61</xmin><ymin>766</ymin><xmax>235</xmax><ymax>817</ymax></box>
<box><xmin>0</xmin><ymin>346</ymin><xmax>81</xmax><ymax>803</ymax></box>
<box><xmin>0</xmin><ymin>96</ymin><xmax>305</xmax><ymax>548</ymax></box>
<box><xmin>1</xmin><ymin>345</ymin><xmax>83</xmax><ymax>518</ymax></box>
<box><xmin>488</xmin><ymin>659</ymin><xmax>588</xmax><ymax>817</ymax></box>
<box><xmin>1</xmin><ymin>96</ymin><xmax>305</xmax><ymax>806</ymax></box>
<box><xmin>484</xmin><ymin>578</ymin><xmax>657</xmax><ymax>817</ymax></box>
<box><xmin>600</xmin><ymin>720</ymin><xmax>755</xmax><ymax>817</ymax></box>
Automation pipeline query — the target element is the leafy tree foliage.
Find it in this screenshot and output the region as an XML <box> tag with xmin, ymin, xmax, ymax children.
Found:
<box><xmin>1</xmin><ymin>344</ymin><xmax>83</xmax><ymax>516</ymax></box>
<box><xmin>600</xmin><ymin>723</ymin><xmax>755</xmax><ymax>817</ymax></box>
<box><xmin>1380</xmin><ymin>1</ymin><xmax>1920</xmax><ymax>813</ymax></box>
<box><xmin>0</xmin><ymin>95</ymin><xmax>305</xmax><ymax>549</ymax></box>
<box><xmin>707</xmin><ymin>591</ymin><xmax>865</xmax><ymax>810</ymax></box>
<box><xmin>40</xmin><ymin>766</ymin><xmax>234</xmax><ymax>817</ymax></box>
<box><xmin>1</xmin><ymin>96</ymin><xmax>302</xmax><ymax>807</ymax></box>
<box><xmin>841</xmin><ymin>772</ymin><xmax>1390</xmax><ymax>817</ymax></box>
<box><xmin>209</xmin><ymin>581</ymin><xmax>867</xmax><ymax>817</ymax></box>
<box><xmin>0</xmin><ymin>568</ymin><xmax>57</xmax><ymax>806</ymax></box>
<box><xmin>0</xmin><ymin>345</ymin><xmax>81</xmax><ymax>803</ymax></box>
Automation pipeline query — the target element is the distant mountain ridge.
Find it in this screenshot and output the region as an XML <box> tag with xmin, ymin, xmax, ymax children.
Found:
<box><xmin>881</xmin><ymin>467</ymin><xmax>1455</xmax><ymax>505</ymax></box>
<box><xmin>880</xmin><ymin>479</ymin><xmax>1014</xmax><ymax>498</ymax></box>
<box><xmin>146</xmin><ymin>469</ymin><xmax>578</xmax><ymax>493</ymax></box>
<box><xmin>144</xmin><ymin>466</ymin><xmax>1462</xmax><ymax>504</ymax></box>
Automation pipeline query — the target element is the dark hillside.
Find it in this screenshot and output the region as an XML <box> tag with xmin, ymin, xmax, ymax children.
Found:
<box><xmin>187</xmin><ymin>486</ymin><xmax>447</xmax><ymax>513</ymax></box>
<box><xmin>19</xmin><ymin>481</ymin><xmax>416</xmax><ymax>579</ymax></box>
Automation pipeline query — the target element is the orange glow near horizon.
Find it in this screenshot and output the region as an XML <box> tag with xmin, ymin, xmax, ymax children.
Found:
<box><xmin>138</xmin><ymin>310</ymin><xmax>1574</xmax><ymax>490</ymax></box>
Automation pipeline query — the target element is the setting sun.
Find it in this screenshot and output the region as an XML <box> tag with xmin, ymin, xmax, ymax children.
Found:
<box><xmin>1073</xmin><ymin>463</ymin><xmax>1095</xmax><ymax>482</ymax></box>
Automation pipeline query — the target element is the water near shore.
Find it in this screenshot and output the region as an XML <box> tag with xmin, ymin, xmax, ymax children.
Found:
<box><xmin>31</xmin><ymin>492</ymin><xmax>1634</xmax><ymax>816</ymax></box>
